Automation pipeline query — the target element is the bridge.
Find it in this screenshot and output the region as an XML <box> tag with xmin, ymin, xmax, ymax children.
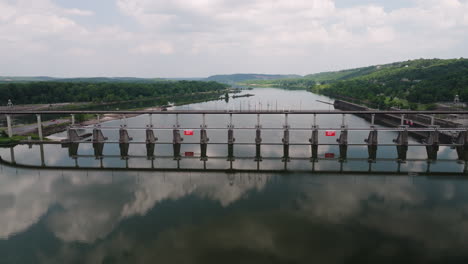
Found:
<box><xmin>2</xmin><ymin>109</ymin><xmax>468</xmax><ymax>173</ymax></box>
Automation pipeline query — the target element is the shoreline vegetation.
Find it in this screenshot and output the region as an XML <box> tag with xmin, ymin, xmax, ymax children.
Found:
<box><xmin>239</xmin><ymin>58</ymin><xmax>468</xmax><ymax>110</ymax></box>
<box><xmin>0</xmin><ymin>80</ymin><xmax>233</xmax><ymax>145</ymax></box>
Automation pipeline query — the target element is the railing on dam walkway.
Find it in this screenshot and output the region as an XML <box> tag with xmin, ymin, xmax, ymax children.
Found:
<box><xmin>2</xmin><ymin>110</ymin><xmax>468</xmax><ymax>164</ymax></box>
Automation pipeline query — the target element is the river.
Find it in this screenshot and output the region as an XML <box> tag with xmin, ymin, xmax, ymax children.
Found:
<box><xmin>0</xmin><ymin>88</ymin><xmax>467</xmax><ymax>263</ymax></box>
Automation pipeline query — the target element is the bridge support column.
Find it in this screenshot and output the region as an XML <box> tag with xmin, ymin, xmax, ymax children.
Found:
<box><xmin>40</xmin><ymin>144</ymin><xmax>45</xmax><ymax>167</ymax></box>
<box><xmin>282</xmin><ymin>129</ymin><xmax>290</xmax><ymax>162</ymax></box>
<box><xmin>282</xmin><ymin>114</ymin><xmax>290</xmax><ymax>162</ymax></box>
<box><xmin>119</xmin><ymin>143</ymin><xmax>129</xmax><ymax>160</ymax></box>
<box><xmin>365</xmin><ymin>129</ymin><xmax>378</xmax><ymax>162</ymax></box>
<box><xmin>119</xmin><ymin>128</ymin><xmax>133</xmax><ymax>143</ymax></box>
<box><xmin>227</xmin><ymin>113</ymin><xmax>235</xmax><ymax>161</ymax></box>
<box><xmin>394</xmin><ymin>126</ymin><xmax>409</xmax><ymax>162</ymax></box>
<box><xmin>173</xmin><ymin>129</ymin><xmax>182</xmax><ymax>160</ymax></box>
<box><xmin>425</xmin><ymin>126</ymin><xmax>439</xmax><ymax>161</ymax></box>
<box><xmin>337</xmin><ymin>126</ymin><xmax>348</xmax><ymax>161</ymax></box>
<box><xmin>255</xmin><ymin>114</ymin><xmax>262</xmax><ymax>162</ymax></box>
<box><xmin>6</xmin><ymin>115</ymin><xmax>13</xmax><ymax>138</ymax></box>
<box><xmin>456</xmin><ymin>130</ymin><xmax>468</xmax><ymax>162</ymax></box>
<box><xmin>146</xmin><ymin>129</ymin><xmax>157</xmax><ymax>144</ymax></box>
<box><xmin>200</xmin><ymin>129</ymin><xmax>209</xmax><ymax>161</ymax></box>
<box><xmin>227</xmin><ymin>129</ymin><xmax>235</xmax><ymax>161</ymax></box>
<box><xmin>146</xmin><ymin>143</ymin><xmax>155</xmax><ymax>160</ymax></box>
<box><xmin>93</xmin><ymin>143</ymin><xmax>104</xmax><ymax>159</ymax></box>
<box><xmin>309</xmin><ymin>126</ymin><xmax>319</xmax><ymax>161</ymax></box>
<box><xmin>68</xmin><ymin>143</ymin><xmax>79</xmax><ymax>158</ymax></box>
<box><xmin>36</xmin><ymin>114</ymin><xmax>43</xmax><ymax>140</ymax></box>
<box><xmin>10</xmin><ymin>147</ymin><xmax>15</xmax><ymax>164</ymax></box>
<box><xmin>173</xmin><ymin>114</ymin><xmax>183</xmax><ymax>160</ymax></box>
<box><xmin>145</xmin><ymin>128</ymin><xmax>157</xmax><ymax>160</ymax></box>
<box><xmin>92</xmin><ymin>129</ymin><xmax>107</xmax><ymax>142</ymax></box>
<box><xmin>67</xmin><ymin>128</ymin><xmax>80</xmax><ymax>142</ymax></box>
<box><xmin>199</xmin><ymin>114</ymin><xmax>209</xmax><ymax>161</ymax></box>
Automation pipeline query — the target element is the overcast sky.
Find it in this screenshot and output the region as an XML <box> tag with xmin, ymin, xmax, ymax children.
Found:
<box><xmin>1</xmin><ymin>0</ymin><xmax>468</xmax><ymax>77</ymax></box>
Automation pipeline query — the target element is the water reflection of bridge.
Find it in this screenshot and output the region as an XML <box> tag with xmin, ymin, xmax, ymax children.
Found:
<box><xmin>1</xmin><ymin>143</ymin><xmax>467</xmax><ymax>175</ymax></box>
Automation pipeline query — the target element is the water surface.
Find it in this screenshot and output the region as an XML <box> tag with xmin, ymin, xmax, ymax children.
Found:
<box><xmin>0</xmin><ymin>88</ymin><xmax>467</xmax><ymax>263</ymax></box>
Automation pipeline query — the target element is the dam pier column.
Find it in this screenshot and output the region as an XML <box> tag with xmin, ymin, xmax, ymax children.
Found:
<box><xmin>227</xmin><ymin>113</ymin><xmax>235</xmax><ymax>165</ymax></box>
<box><xmin>456</xmin><ymin>130</ymin><xmax>468</xmax><ymax>162</ymax></box>
<box><xmin>255</xmin><ymin>114</ymin><xmax>262</xmax><ymax>162</ymax></box>
<box><xmin>146</xmin><ymin>114</ymin><xmax>157</xmax><ymax>160</ymax></box>
<box><xmin>365</xmin><ymin>125</ymin><xmax>378</xmax><ymax>162</ymax></box>
<box><xmin>173</xmin><ymin>114</ymin><xmax>183</xmax><ymax>160</ymax></box>
<box><xmin>200</xmin><ymin>114</ymin><xmax>209</xmax><ymax>161</ymax></box>
<box><xmin>393</xmin><ymin>125</ymin><xmax>409</xmax><ymax>162</ymax></box>
<box><xmin>282</xmin><ymin>113</ymin><xmax>290</xmax><ymax>162</ymax></box>
<box><xmin>309</xmin><ymin>114</ymin><xmax>319</xmax><ymax>162</ymax></box>
<box><xmin>425</xmin><ymin>126</ymin><xmax>440</xmax><ymax>161</ymax></box>
<box><xmin>337</xmin><ymin>114</ymin><xmax>348</xmax><ymax>161</ymax></box>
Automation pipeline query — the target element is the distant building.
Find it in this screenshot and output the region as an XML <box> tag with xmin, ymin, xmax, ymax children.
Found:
<box><xmin>7</xmin><ymin>99</ymin><xmax>13</xmax><ymax>108</ymax></box>
<box><xmin>454</xmin><ymin>95</ymin><xmax>460</xmax><ymax>104</ymax></box>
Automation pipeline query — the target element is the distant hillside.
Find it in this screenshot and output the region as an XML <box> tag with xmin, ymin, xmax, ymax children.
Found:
<box><xmin>53</xmin><ymin>77</ymin><xmax>167</xmax><ymax>83</ymax></box>
<box><xmin>0</xmin><ymin>77</ymin><xmax>170</xmax><ymax>83</ymax></box>
<box><xmin>304</xmin><ymin>66</ymin><xmax>381</xmax><ymax>84</ymax></box>
<box><xmin>205</xmin><ymin>74</ymin><xmax>301</xmax><ymax>84</ymax></box>
<box><xmin>317</xmin><ymin>58</ymin><xmax>468</xmax><ymax>108</ymax></box>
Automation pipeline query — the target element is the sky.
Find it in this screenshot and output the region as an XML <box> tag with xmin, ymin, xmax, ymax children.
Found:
<box><xmin>1</xmin><ymin>0</ymin><xmax>468</xmax><ymax>78</ymax></box>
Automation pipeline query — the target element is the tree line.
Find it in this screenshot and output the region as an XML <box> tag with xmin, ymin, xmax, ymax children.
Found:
<box><xmin>0</xmin><ymin>81</ymin><xmax>228</xmax><ymax>105</ymax></box>
<box><xmin>319</xmin><ymin>58</ymin><xmax>468</xmax><ymax>109</ymax></box>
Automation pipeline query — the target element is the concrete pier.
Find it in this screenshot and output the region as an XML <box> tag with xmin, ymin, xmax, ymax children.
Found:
<box><xmin>200</xmin><ymin>129</ymin><xmax>209</xmax><ymax>161</ymax></box>
<box><xmin>68</xmin><ymin>143</ymin><xmax>79</xmax><ymax>158</ymax></box>
<box><xmin>365</xmin><ymin>129</ymin><xmax>378</xmax><ymax>162</ymax></box>
<box><xmin>92</xmin><ymin>129</ymin><xmax>107</xmax><ymax>142</ymax></box>
<box><xmin>146</xmin><ymin>129</ymin><xmax>157</xmax><ymax>144</ymax></box>
<box><xmin>119</xmin><ymin>143</ymin><xmax>129</xmax><ymax>160</ymax></box>
<box><xmin>425</xmin><ymin>126</ymin><xmax>439</xmax><ymax>161</ymax></box>
<box><xmin>456</xmin><ymin>131</ymin><xmax>468</xmax><ymax>161</ymax></box>
<box><xmin>394</xmin><ymin>126</ymin><xmax>409</xmax><ymax>146</ymax></box>
<box><xmin>67</xmin><ymin>129</ymin><xmax>80</xmax><ymax>142</ymax></box>
<box><xmin>173</xmin><ymin>129</ymin><xmax>183</xmax><ymax>159</ymax></box>
<box><xmin>337</xmin><ymin>126</ymin><xmax>348</xmax><ymax>160</ymax></box>
<box><xmin>36</xmin><ymin>114</ymin><xmax>43</xmax><ymax>140</ymax></box>
<box><xmin>282</xmin><ymin>129</ymin><xmax>290</xmax><ymax>162</ymax></box>
<box><xmin>93</xmin><ymin>143</ymin><xmax>104</xmax><ymax>159</ymax></box>
<box><xmin>146</xmin><ymin>143</ymin><xmax>155</xmax><ymax>160</ymax></box>
<box><xmin>119</xmin><ymin>128</ymin><xmax>133</xmax><ymax>143</ymax></box>
<box><xmin>40</xmin><ymin>144</ymin><xmax>45</xmax><ymax>167</ymax></box>
<box><xmin>309</xmin><ymin>126</ymin><xmax>319</xmax><ymax>161</ymax></box>
<box><xmin>6</xmin><ymin>115</ymin><xmax>13</xmax><ymax>138</ymax></box>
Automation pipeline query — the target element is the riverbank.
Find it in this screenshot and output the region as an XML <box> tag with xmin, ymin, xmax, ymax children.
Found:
<box><xmin>1</xmin><ymin>89</ymin><xmax>235</xmax><ymax>144</ymax></box>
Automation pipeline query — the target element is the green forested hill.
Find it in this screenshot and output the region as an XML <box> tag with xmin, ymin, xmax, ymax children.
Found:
<box><xmin>0</xmin><ymin>81</ymin><xmax>227</xmax><ymax>104</ymax></box>
<box><xmin>319</xmin><ymin>58</ymin><xmax>468</xmax><ymax>108</ymax></box>
<box><xmin>240</xmin><ymin>58</ymin><xmax>468</xmax><ymax>108</ymax></box>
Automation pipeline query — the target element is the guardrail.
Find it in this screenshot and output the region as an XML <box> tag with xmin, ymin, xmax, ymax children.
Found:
<box><xmin>3</xmin><ymin>110</ymin><xmax>468</xmax><ymax>163</ymax></box>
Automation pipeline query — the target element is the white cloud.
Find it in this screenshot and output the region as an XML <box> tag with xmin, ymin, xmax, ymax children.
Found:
<box><xmin>131</xmin><ymin>42</ymin><xmax>175</xmax><ymax>55</ymax></box>
<box><xmin>1</xmin><ymin>0</ymin><xmax>468</xmax><ymax>76</ymax></box>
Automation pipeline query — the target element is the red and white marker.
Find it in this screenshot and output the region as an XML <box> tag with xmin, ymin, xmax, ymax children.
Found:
<box><xmin>184</xmin><ymin>130</ymin><xmax>194</xmax><ymax>136</ymax></box>
<box><xmin>325</xmin><ymin>130</ymin><xmax>336</xmax><ymax>137</ymax></box>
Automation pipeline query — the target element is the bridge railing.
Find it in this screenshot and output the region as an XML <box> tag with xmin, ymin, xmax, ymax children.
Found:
<box><xmin>3</xmin><ymin>110</ymin><xmax>468</xmax><ymax>163</ymax></box>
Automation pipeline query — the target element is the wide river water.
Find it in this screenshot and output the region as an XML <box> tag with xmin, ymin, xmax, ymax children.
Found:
<box><xmin>1</xmin><ymin>88</ymin><xmax>467</xmax><ymax>263</ymax></box>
